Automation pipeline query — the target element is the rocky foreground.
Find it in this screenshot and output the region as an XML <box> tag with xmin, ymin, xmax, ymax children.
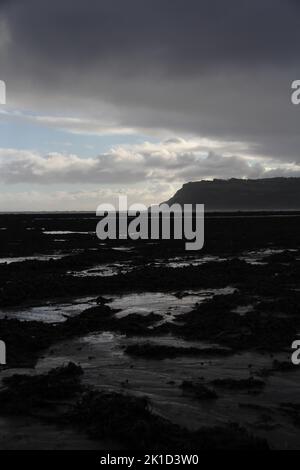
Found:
<box><xmin>0</xmin><ymin>212</ymin><xmax>299</xmax><ymax>449</ymax></box>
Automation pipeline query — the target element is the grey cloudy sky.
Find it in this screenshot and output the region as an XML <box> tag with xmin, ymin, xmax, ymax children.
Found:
<box><xmin>0</xmin><ymin>0</ymin><xmax>299</xmax><ymax>210</ymax></box>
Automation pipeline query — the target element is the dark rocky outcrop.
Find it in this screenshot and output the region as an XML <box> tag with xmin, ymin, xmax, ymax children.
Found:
<box><xmin>165</xmin><ymin>178</ymin><xmax>300</xmax><ymax>210</ymax></box>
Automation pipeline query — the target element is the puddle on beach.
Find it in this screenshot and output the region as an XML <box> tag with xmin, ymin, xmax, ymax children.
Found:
<box><xmin>110</xmin><ymin>288</ymin><xmax>235</xmax><ymax>326</ymax></box>
<box><xmin>0</xmin><ymin>254</ymin><xmax>67</xmax><ymax>265</ymax></box>
<box><xmin>153</xmin><ymin>255</ymin><xmax>226</xmax><ymax>268</ymax></box>
<box><xmin>43</xmin><ymin>231</ymin><xmax>94</xmax><ymax>235</ymax></box>
<box><xmin>112</xmin><ymin>246</ymin><xmax>134</xmax><ymax>252</ymax></box>
<box><xmin>232</xmin><ymin>305</ymin><xmax>255</xmax><ymax>316</ymax></box>
<box><xmin>143</xmin><ymin>248</ymin><xmax>296</xmax><ymax>269</ymax></box>
<box><xmin>68</xmin><ymin>253</ymin><xmax>227</xmax><ymax>278</ymax></box>
<box><xmin>162</xmin><ymin>248</ymin><xmax>296</xmax><ymax>268</ymax></box>
<box><xmin>0</xmin><ymin>297</ymin><xmax>96</xmax><ymax>323</ymax></box>
<box><xmin>0</xmin><ymin>288</ymin><xmax>235</xmax><ymax>324</ymax></box>
<box><xmin>68</xmin><ymin>262</ymin><xmax>134</xmax><ymax>278</ymax></box>
<box><xmin>239</xmin><ymin>248</ymin><xmax>296</xmax><ymax>265</ymax></box>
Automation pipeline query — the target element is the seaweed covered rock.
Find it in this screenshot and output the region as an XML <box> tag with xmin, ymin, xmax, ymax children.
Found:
<box><xmin>181</xmin><ymin>381</ymin><xmax>218</xmax><ymax>400</ymax></box>
<box><xmin>69</xmin><ymin>389</ymin><xmax>268</xmax><ymax>450</ymax></box>
<box><xmin>0</xmin><ymin>362</ymin><xmax>83</xmax><ymax>415</ymax></box>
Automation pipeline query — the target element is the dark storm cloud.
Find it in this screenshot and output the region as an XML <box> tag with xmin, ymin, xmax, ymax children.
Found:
<box><xmin>3</xmin><ymin>0</ymin><xmax>300</xmax><ymax>71</ymax></box>
<box><xmin>1</xmin><ymin>0</ymin><xmax>300</xmax><ymax>166</ymax></box>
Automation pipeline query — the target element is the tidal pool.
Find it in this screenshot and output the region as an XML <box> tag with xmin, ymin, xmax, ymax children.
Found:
<box><xmin>0</xmin><ymin>288</ymin><xmax>235</xmax><ymax>323</ymax></box>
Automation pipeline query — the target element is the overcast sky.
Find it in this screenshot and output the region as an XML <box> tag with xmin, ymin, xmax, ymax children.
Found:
<box><xmin>0</xmin><ymin>0</ymin><xmax>299</xmax><ymax>210</ymax></box>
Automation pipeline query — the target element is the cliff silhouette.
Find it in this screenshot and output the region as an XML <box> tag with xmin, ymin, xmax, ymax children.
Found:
<box><xmin>166</xmin><ymin>178</ymin><xmax>300</xmax><ymax>211</ymax></box>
